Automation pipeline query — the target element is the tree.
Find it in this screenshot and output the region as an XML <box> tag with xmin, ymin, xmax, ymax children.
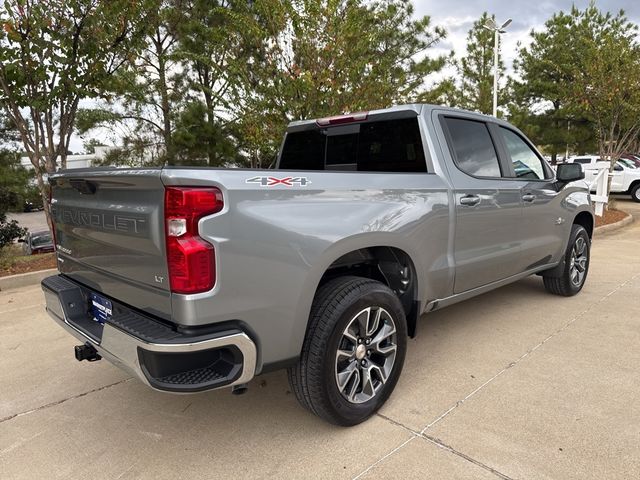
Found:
<box><xmin>0</xmin><ymin>117</ymin><xmax>27</xmax><ymax>246</ymax></box>
<box><xmin>0</xmin><ymin>111</ymin><xmax>30</xmax><ymax>212</ymax></box>
<box><xmin>567</xmin><ymin>6</ymin><xmax>640</xmax><ymax>174</ymax></box>
<box><xmin>172</xmin><ymin>0</ymin><xmax>258</xmax><ymax>166</ymax></box>
<box><xmin>171</xmin><ymin>101</ymin><xmax>244</xmax><ymax>166</ymax></box>
<box><xmin>513</xmin><ymin>5</ymin><xmax>640</xmax><ymax>170</ymax></box>
<box><xmin>76</xmin><ymin>1</ymin><xmax>187</xmax><ymax>165</ymax></box>
<box><xmin>0</xmin><ymin>149</ymin><xmax>30</xmax><ymax>211</ymax></box>
<box><xmin>0</xmin><ymin>212</ymin><xmax>25</xmax><ymax>250</ymax></box>
<box><xmin>0</xmin><ymin>0</ymin><xmax>158</xmax><ymax>229</ymax></box>
<box><xmin>512</xmin><ymin>9</ymin><xmax>592</xmax><ymax>162</ymax></box>
<box><xmin>239</xmin><ymin>0</ymin><xmax>449</xmax><ymax>167</ymax></box>
<box><xmin>458</xmin><ymin>12</ymin><xmax>505</xmax><ymax>115</ymax></box>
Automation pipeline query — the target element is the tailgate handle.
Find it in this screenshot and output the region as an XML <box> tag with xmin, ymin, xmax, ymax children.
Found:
<box><xmin>69</xmin><ymin>179</ymin><xmax>97</xmax><ymax>195</ymax></box>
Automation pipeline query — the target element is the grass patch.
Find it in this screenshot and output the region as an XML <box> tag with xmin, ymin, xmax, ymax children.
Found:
<box><xmin>0</xmin><ymin>244</ymin><xmax>56</xmax><ymax>277</ymax></box>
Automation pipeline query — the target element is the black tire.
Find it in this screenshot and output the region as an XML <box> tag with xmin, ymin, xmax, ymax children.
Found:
<box><xmin>287</xmin><ymin>276</ymin><xmax>407</xmax><ymax>426</ymax></box>
<box><xmin>543</xmin><ymin>225</ymin><xmax>590</xmax><ymax>296</ymax></box>
<box><xmin>631</xmin><ymin>183</ymin><xmax>640</xmax><ymax>203</ymax></box>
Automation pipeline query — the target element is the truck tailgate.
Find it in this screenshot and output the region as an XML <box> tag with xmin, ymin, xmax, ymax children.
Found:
<box><xmin>50</xmin><ymin>169</ymin><xmax>171</xmax><ymax>320</ymax></box>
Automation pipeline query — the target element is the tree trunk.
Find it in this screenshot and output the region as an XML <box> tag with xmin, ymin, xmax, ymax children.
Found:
<box><xmin>155</xmin><ymin>30</ymin><xmax>174</xmax><ymax>165</ymax></box>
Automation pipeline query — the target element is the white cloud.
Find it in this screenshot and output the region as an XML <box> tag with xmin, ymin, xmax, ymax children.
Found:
<box><xmin>414</xmin><ymin>0</ymin><xmax>640</xmax><ymax>73</ymax></box>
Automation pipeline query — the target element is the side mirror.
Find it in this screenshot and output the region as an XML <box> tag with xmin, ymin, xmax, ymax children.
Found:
<box><xmin>556</xmin><ymin>163</ymin><xmax>585</xmax><ymax>184</ymax></box>
<box><xmin>614</xmin><ymin>164</ymin><xmax>624</xmax><ymax>172</ymax></box>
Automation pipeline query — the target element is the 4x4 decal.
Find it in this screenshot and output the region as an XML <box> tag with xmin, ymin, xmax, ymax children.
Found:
<box><xmin>246</xmin><ymin>176</ymin><xmax>311</xmax><ymax>187</ymax></box>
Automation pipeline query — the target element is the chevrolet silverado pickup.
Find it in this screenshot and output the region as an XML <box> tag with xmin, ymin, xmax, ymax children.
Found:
<box><xmin>42</xmin><ymin>104</ymin><xmax>594</xmax><ymax>425</ymax></box>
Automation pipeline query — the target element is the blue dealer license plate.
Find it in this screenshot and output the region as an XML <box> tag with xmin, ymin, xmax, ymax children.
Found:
<box><xmin>90</xmin><ymin>293</ymin><xmax>112</xmax><ymax>324</ymax></box>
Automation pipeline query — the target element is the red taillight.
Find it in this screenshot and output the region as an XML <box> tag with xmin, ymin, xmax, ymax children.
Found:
<box><xmin>164</xmin><ymin>187</ymin><xmax>224</xmax><ymax>294</ymax></box>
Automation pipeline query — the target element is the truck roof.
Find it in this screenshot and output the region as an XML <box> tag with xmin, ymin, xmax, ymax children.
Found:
<box><xmin>286</xmin><ymin>103</ymin><xmax>508</xmax><ymax>132</ymax></box>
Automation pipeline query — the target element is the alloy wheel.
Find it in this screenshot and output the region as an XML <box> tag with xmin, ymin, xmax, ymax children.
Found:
<box><xmin>334</xmin><ymin>306</ymin><xmax>398</xmax><ymax>404</ymax></box>
<box><xmin>569</xmin><ymin>236</ymin><xmax>588</xmax><ymax>286</ymax></box>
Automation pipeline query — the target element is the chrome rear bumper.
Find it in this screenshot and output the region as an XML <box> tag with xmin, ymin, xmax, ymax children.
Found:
<box><xmin>42</xmin><ymin>275</ymin><xmax>257</xmax><ymax>392</ymax></box>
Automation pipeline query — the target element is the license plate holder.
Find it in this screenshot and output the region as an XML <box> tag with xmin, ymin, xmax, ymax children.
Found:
<box><xmin>90</xmin><ymin>293</ymin><xmax>112</xmax><ymax>325</ymax></box>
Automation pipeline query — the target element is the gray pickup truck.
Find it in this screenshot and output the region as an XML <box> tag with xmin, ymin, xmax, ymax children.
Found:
<box><xmin>42</xmin><ymin>104</ymin><xmax>593</xmax><ymax>425</ymax></box>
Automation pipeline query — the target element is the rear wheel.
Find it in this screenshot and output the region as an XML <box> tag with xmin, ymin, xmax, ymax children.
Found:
<box><xmin>631</xmin><ymin>183</ymin><xmax>640</xmax><ymax>203</ymax></box>
<box><xmin>543</xmin><ymin>225</ymin><xmax>590</xmax><ymax>296</ymax></box>
<box><xmin>288</xmin><ymin>276</ymin><xmax>407</xmax><ymax>426</ymax></box>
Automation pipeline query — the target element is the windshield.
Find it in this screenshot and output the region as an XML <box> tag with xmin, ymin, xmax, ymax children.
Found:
<box><xmin>617</xmin><ymin>158</ymin><xmax>635</xmax><ymax>169</ymax></box>
<box><xmin>31</xmin><ymin>233</ymin><xmax>52</xmax><ymax>247</ymax></box>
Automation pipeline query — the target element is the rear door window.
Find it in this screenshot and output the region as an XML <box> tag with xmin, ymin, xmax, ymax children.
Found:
<box><xmin>443</xmin><ymin>117</ymin><xmax>501</xmax><ymax>177</ymax></box>
<box><xmin>279</xmin><ymin>118</ymin><xmax>427</xmax><ymax>172</ymax></box>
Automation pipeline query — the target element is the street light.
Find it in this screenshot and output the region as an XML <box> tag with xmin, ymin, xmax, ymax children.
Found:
<box><xmin>483</xmin><ymin>18</ymin><xmax>512</xmax><ymax>117</ymax></box>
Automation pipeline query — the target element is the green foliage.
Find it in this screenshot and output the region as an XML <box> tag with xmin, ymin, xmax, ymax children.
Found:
<box><xmin>0</xmin><ymin>148</ymin><xmax>30</xmax><ymax>212</ymax></box>
<box><xmin>0</xmin><ymin>212</ymin><xmax>26</xmax><ymax>249</ymax></box>
<box><xmin>0</xmin><ymin>0</ymin><xmax>159</xmax><ymax>228</ymax></box>
<box><xmin>172</xmin><ymin>101</ymin><xmax>243</xmax><ymax>166</ymax></box>
<box><xmin>238</xmin><ymin>0</ymin><xmax>449</xmax><ymax>167</ymax></box>
<box><xmin>566</xmin><ymin>6</ymin><xmax>640</xmax><ymax>166</ymax></box>
<box><xmin>0</xmin><ymin>149</ymin><xmax>27</xmax><ymax>247</ymax></box>
<box><xmin>513</xmin><ymin>5</ymin><xmax>640</xmax><ymax>165</ymax></box>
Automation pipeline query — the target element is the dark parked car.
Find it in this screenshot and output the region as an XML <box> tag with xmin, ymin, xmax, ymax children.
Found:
<box><xmin>21</xmin><ymin>230</ymin><xmax>54</xmax><ymax>255</ymax></box>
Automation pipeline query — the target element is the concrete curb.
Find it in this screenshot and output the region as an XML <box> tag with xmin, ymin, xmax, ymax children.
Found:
<box><xmin>594</xmin><ymin>212</ymin><xmax>634</xmax><ymax>236</ymax></box>
<box><xmin>0</xmin><ymin>268</ymin><xmax>57</xmax><ymax>292</ymax></box>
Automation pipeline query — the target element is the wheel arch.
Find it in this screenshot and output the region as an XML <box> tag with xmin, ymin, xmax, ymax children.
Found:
<box><xmin>573</xmin><ymin>210</ymin><xmax>594</xmax><ymax>239</ymax></box>
<box><xmin>314</xmin><ymin>245</ymin><xmax>421</xmax><ymax>338</ymax></box>
<box><xmin>628</xmin><ymin>179</ymin><xmax>640</xmax><ymax>195</ymax></box>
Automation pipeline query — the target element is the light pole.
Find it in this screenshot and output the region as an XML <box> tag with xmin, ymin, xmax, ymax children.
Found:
<box><xmin>483</xmin><ymin>18</ymin><xmax>512</xmax><ymax>117</ymax></box>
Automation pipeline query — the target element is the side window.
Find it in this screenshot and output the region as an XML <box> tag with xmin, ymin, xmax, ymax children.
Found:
<box><xmin>574</xmin><ymin>158</ymin><xmax>592</xmax><ymax>164</ymax></box>
<box><xmin>357</xmin><ymin>118</ymin><xmax>426</xmax><ymax>172</ymax></box>
<box><xmin>500</xmin><ymin>127</ymin><xmax>548</xmax><ymax>180</ymax></box>
<box><xmin>444</xmin><ymin>117</ymin><xmax>501</xmax><ymax>177</ymax></box>
<box><xmin>279</xmin><ymin>130</ymin><xmax>325</xmax><ymax>170</ymax></box>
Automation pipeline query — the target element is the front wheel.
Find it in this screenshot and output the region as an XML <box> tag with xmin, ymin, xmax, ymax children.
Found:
<box><xmin>543</xmin><ymin>224</ymin><xmax>590</xmax><ymax>296</ymax></box>
<box><xmin>631</xmin><ymin>183</ymin><xmax>640</xmax><ymax>203</ymax></box>
<box><xmin>288</xmin><ymin>276</ymin><xmax>407</xmax><ymax>426</ymax></box>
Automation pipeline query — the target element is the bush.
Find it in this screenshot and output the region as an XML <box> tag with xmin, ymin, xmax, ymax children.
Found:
<box><xmin>0</xmin><ymin>212</ymin><xmax>26</xmax><ymax>249</ymax></box>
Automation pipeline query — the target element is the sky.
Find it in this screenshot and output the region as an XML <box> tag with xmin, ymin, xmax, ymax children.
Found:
<box><xmin>414</xmin><ymin>0</ymin><xmax>640</xmax><ymax>74</ymax></box>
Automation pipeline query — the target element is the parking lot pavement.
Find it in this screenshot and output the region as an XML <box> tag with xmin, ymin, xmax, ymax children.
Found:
<box><xmin>6</xmin><ymin>211</ymin><xmax>48</xmax><ymax>233</ymax></box>
<box><xmin>1</xmin><ymin>201</ymin><xmax>639</xmax><ymax>480</ymax></box>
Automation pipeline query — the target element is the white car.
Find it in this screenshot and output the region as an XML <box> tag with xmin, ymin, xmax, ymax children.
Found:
<box><xmin>567</xmin><ymin>155</ymin><xmax>640</xmax><ymax>202</ymax></box>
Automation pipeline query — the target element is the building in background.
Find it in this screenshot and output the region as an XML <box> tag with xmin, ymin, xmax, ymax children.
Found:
<box><xmin>20</xmin><ymin>146</ymin><xmax>113</xmax><ymax>171</ymax></box>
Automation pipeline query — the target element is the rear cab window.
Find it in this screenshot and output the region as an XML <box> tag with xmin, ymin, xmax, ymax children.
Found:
<box><xmin>279</xmin><ymin>118</ymin><xmax>427</xmax><ymax>172</ymax></box>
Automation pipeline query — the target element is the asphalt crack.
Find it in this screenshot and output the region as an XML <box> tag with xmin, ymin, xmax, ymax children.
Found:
<box><xmin>367</xmin><ymin>413</ymin><xmax>515</xmax><ymax>480</ymax></box>
<box><xmin>0</xmin><ymin>378</ymin><xmax>131</xmax><ymax>424</ymax></box>
<box><xmin>420</xmin><ymin>433</ymin><xmax>515</xmax><ymax>480</ymax></box>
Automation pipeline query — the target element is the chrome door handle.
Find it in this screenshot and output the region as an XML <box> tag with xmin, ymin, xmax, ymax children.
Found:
<box><xmin>522</xmin><ymin>194</ymin><xmax>536</xmax><ymax>203</ymax></box>
<box><xmin>460</xmin><ymin>195</ymin><xmax>481</xmax><ymax>206</ymax></box>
